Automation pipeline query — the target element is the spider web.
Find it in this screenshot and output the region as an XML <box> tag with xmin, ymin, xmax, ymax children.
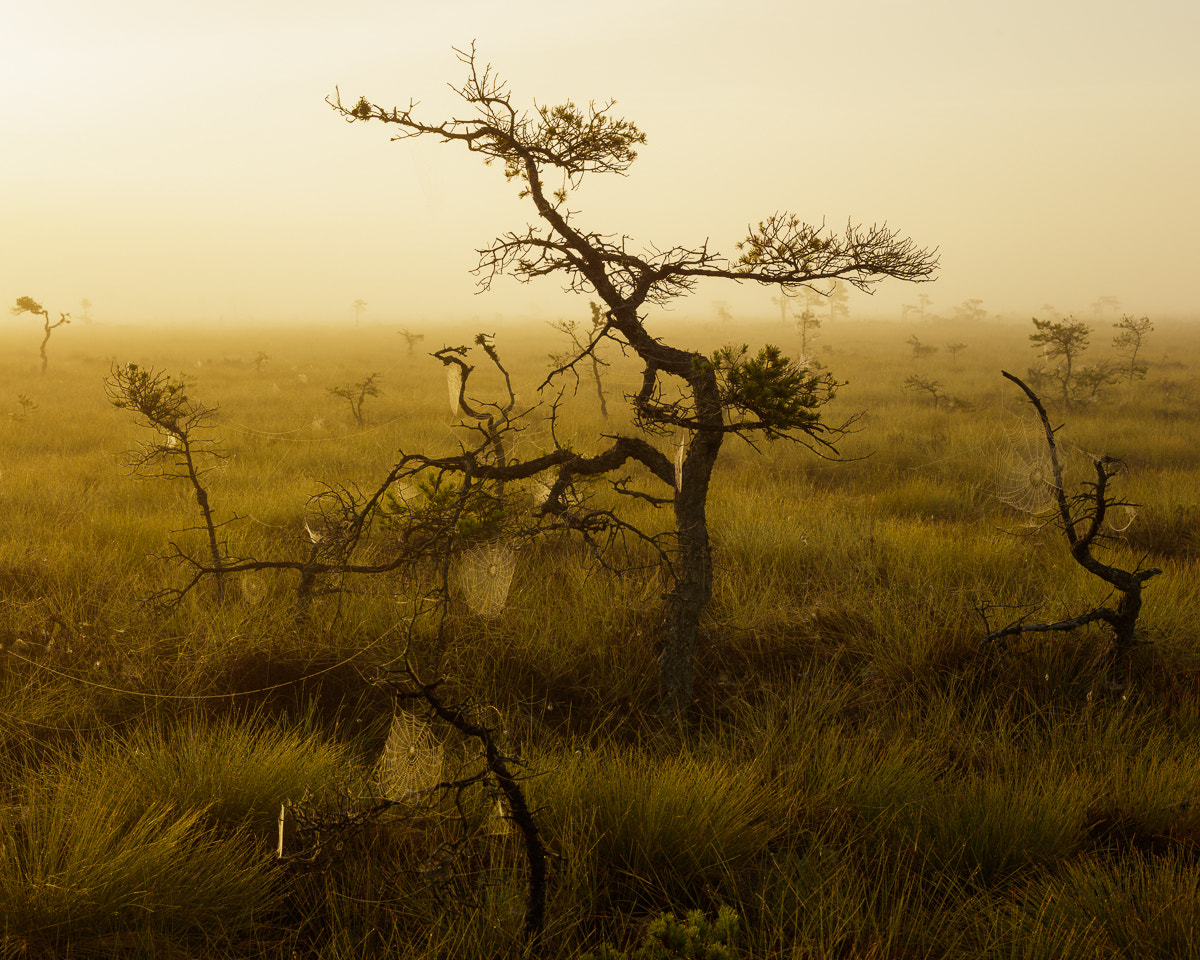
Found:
<box><xmin>455</xmin><ymin>541</ymin><xmax>516</xmax><ymax>619</ymax></box>
<box><xmin>239</xmin><ymin>572</ymin><xmax>266</xmax><ymax>605</ymax></box>
<box><xmin>374</xmin><ymin>711</ymin><xmax>445</xmax><ymax>797</ymax></box>
<box><xmin>446</xmin><ymin>365</ymin><xmax>462</xmax><ymax>416</ymax></box>
<box><xmin>995</xmin><ymin>415</ymin><xmax>1135</xmax><ymax>533</ymax></box>
<box><xmin>995</xmin><ymin>414</ymin><xmax>1064</xmax><ymax>516</ymax></box>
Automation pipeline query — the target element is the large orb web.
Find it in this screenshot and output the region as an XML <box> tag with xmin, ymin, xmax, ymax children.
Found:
<box><xmin>456</xmin><ymin>542</ymin><xmax>517</xmax><ymax>620</ymax></box>
<box><xmin>995</xmin><ymin>415</ymin><xmax>1060</xmax><ymax>516</ymax></box>
<box><xmin>446</xmin><ymin>365</ymin><xmax>463</xmax><ymax>416</ymax></box>
<box><xmin>374</xmin><ymin>711</ymin><xmax>445</xmax><ymax>798</ymax></box>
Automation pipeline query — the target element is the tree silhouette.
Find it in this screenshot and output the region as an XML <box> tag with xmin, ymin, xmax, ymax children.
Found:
<box><xmin>1112</xmin><ymin>314</ymin><xmax>1153</xmax><ymax>383</ymax></box>
<box><xmin>955</xmin><ymin>298</ymin><xmax>987</xmax><ymax>324</ymax></box>
<box><xmin>11</xmin><ymin>297</ymin><xmax>70</xmax><ymax>374</ymax></box>
<box><xmin>825</xmin><ymin>279</ymin><xmax>851</xmax><ymax>322</ymax></box>
<box><xmin>398</xmin><ymin>327</ymin><xmax>426</xmax><ymax>357</ymax></box>
<box><xmin>549</xmin><ymin>301</ymin><xmax>610</xmax><ymax>418</ymax></box>
<box><xmin>328</xmin><ymin>45</ymin><xmax>938</xmax><ymax>714</ymax></box>
<box><xmin>1029</xmin><ymin>316</ymin><xmax>1115</xmax><ymax>405</ymax></box>
<box><xmin>351</xmin><ymin>299</ymin><xmax>368</xmax><ymax>327</ymax></box>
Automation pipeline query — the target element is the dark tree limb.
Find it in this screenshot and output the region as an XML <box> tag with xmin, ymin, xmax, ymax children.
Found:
<box><xmin>988</xmin><ymin>372</ymin><xmax>1161</xmax><ymax>677</ymax></box>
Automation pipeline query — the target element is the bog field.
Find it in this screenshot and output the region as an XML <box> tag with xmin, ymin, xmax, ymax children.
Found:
<box><xmin>3</xmin><ymin>313</ymin><xmax>1200</xmax><ymax>958</ymax></box>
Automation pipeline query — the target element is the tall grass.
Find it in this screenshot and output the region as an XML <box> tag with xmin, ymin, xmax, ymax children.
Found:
<box><xmin>3</xmin><ymin>316</ymin><xmax>1200</xmax><ymax>956</ymax></box>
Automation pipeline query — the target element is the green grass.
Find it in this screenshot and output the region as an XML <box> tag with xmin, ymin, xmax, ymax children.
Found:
<box><xmin>2</xmin><ymin>314</ymin><xmax>1200</xmax><ymax>956</ymax></box>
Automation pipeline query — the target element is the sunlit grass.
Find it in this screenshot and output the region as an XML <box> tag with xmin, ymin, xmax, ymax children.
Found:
<box><xmin>2</xmin><ymin>316</ymin><xmax>1200</xmax><ymax>956</ymax></box>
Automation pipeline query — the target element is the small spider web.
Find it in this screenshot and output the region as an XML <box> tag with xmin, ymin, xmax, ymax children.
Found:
<box><xmin>486</xmin><ymin>796</ymin><xmax>511</xmax><ymax>837</ymax></box>
<box><xmin>374</xmin><ymin>711</ymin><xmax>444</xmax><ymax>797</ymax></box>
<box><xmin>1106</xmin><ymin>502</ymin><xmax>1138</xmax><ymax>533</ymax></box>
<box><xmin>239</xmin><ymin>572</ymin><xmax>266</xmax><ymax>605</ymax></box>
<box><xmin>455</xmin><ymin>541</ymin><xmax>516</xmax><ymax>619</ymax></box>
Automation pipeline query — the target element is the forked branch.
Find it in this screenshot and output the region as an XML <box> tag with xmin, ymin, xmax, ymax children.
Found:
<box><xmin>986</xmin><ymin>372</ymin><xmax>1161</xmax><ymax>678</ymax></box>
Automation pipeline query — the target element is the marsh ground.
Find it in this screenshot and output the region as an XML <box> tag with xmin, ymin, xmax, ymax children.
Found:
<box><xmin>2</xmin><ymin>313</ymin><xmax>1199</xmax><ymax>958</ymax></box>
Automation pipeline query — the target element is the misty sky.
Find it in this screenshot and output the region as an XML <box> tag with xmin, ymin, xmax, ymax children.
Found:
<box><xmin>4</xmin><ymin>0</ymin><xmax>1198</xmax><ymax>327</ymax></box>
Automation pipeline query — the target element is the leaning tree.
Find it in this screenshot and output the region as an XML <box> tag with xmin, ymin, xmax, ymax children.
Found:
<box><xmin>329</xmin><ymin>46</ymin><xmax>938</xmax><ymax>715</ymax></box>
<box><xmin>11</xmin><ymin>297</ymin><xmax>70</xmax><ymax>374</ymax></box>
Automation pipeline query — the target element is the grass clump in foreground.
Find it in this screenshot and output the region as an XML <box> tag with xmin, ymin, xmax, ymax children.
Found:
<box><xmin>3</xmin><ymin>318</ymin><xmax>1200</xmax><ymax>956</ymax></box>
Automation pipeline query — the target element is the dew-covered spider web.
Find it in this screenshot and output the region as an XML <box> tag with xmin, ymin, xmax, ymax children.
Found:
<box><xmin>995</xmin><ymin>414</ymin><xmax>1060</xmax><ymax>517</ymax></box>
<box><xmin>455</xmin><ymin>541</ymin><xmax>517</xmax><ymax>619</ymax></box>
<box><xmin>446</xmin><ymin>365</ymin><xmax>463</xmax><ymax>416</ymax></box>
<box><xmin>995</xmin><ymin>414</ymin><xmax>1136</xmax><ymax>534</ymax></box>
<box><xmin>239</xmin><ymin>572</ymin><xmax>266</xmax><ymax>605</ymax></box>
<box><xmin>374</xmin><ymin>711</ymin><xmax>445</xmax><ymax>797</ymax></box>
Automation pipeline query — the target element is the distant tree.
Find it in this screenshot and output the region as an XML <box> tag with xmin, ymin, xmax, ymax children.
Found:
<box><xmin>826</xmin><ymin>279</ymin><xmax>851</xmax><ymax>322</ymax></box>
<box><xmin>10</xmin><ymin>395</ymin><xmax>38</xmax><ymax>421</ymax></box>
<box><xmin>954</xmin><ymin>298</ymin><xmax>987</xmax><ymax>324</ymax></box>
<box><xmin>795</xmin><ymin>309</ymin><xmax>822</xmax><ymax>359</ymax></box>
<box><xmin>1028</xmin><ymin>316</ymin><xmax>1118</xmax><ymax>405</ymax></box>
<box><xmin>1029</xmin><ymin>316</ymin><xmax>1089</xmax><ymax>403</ymax></box>
<box><xmin>1112</xmin><ymin>314</ymin><xmax>1153</xmax><ymax>383</ymax></box>
<box><xmin>79</xmin><ymin>298</ymin><xmax>93</xmax><ymax>323</ymax></box>
<box><xmin>713</xmin><ymin>300</ymin><xmax>733</xmax><ymax>325</ymax></box>
<box><xmin>945</xmin><ymin>342</ymin><xmax>968</xmax><ymax>365</ymax></box>
<box><xmin>328</xmin><ymin>373</ymin><xmax>383</xmax><ymax>427</ymax></box>
<box><xmin>11</xmin><ymin>297</ymin><xmax>70</xmax><ymax>374</ymax></box>
<box><xmin>329</xmin><ymin>45</ymin><xmax>938</xmax><ymax>715</ymax></box>
<box><xmin>916</xmin><ymin>292</ymin><xmax>932</xmax><ymax>321</ymax></box>
<box><xmin>1091</xmin><ymin>295</ymin><xmax>1120</xmax><ymax>318</ymax></box>
<box><xmin>352</xmin><ymin>299</ymin><xmax>368</xmax><ymax>327</ymax></box>
<box><xmin>771</xmin><ymin>287</ymin><xmax>798</xmax><ymax>327</ymax></box>
<box><xmin>906</xmin><ymin>334</ymin><xmax>938</xmax><ymax>360</ymax></box>
<box><xmin>801</xmin><ymin>285</ymin><xmax>826</xmax><ymax>318</ymax></box>
<box><xmin>251</xmin><ymin>351</ymin><xmax>271</xmax><ymax>375</ymax></box>
<box><xmin>903</xmin><ymin>373</ymin><xmax>945</xmax><ymax>408</ymax></box>
<box><xmin>398</xmin><ymin>327</ymin><xmax>427</xmax><ymax>357</ymax></box>
<box><xmin>549</xmin><ymin>301</ymin><xmax>609</xmax><ymax>418</ymax></box>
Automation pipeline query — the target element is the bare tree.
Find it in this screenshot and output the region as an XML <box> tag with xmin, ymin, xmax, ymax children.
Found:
<box><xmin>1112</xmin><ymin>314</ymin><xmax>1153</xmax><ymax>383</ymax></box>
<box><xmin>11</xmin><ymin>297</ymin><xmax>71</xmax><ymax>374</ymax></box>
<box><xmin>549</xmin><ymin>301</ymin><xmax>610</xmax><ymax>418</ymax></box>
<box><xmin>328</xmin><ymin>45</ymin><xmax>938</xmax><ymax>714</ymax></box>
<box><xmin>328</xmin><ymin>372</ymin><xmax>383</xmax><ymax>427</ymax></box>
<box><xmin>985</xmin><ymin>372</ymin><xmax>1160</xmax><ymax>682</ymax></box>
<box><xmin>352</xmin><ymin>298</ymin><xmax>368</xmax><ymax>327</ymax></box>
